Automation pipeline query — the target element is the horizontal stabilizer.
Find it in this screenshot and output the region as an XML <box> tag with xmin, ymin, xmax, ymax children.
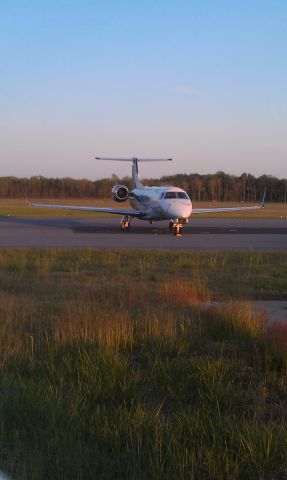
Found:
<box><xmin>95</xmin><ymin>157</ymin><xmax>172</xmax><ymax>162</ymax></box>
<box><xmin>95</xmin><ymin>156</ymin><xmax>172</xmax><ymax>189</ymax></box>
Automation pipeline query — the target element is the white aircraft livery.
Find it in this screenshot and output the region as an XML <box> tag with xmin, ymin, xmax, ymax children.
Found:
<box><xmin>32</xmin><ymin>157</ymin><xmax>266</xmax><ymax>236</ymax></box>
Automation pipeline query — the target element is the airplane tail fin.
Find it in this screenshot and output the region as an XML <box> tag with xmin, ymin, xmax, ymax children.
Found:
<box><xmin>95</xmin><ymin>157</ymin><xmax>172</xmax><ymax>189</ymax></box>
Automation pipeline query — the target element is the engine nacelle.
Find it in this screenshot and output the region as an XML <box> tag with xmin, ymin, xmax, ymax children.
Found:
<box><xmin>111</xmin><ymin>184</ymin><xmax>129</xmax><ymax>202</ymax></box>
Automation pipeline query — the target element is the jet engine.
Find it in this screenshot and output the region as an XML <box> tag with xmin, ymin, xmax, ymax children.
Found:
<box><xmin>111</xmin><ymin>184</ymin><xmax>129</xmax><ymax>202</ymax></box>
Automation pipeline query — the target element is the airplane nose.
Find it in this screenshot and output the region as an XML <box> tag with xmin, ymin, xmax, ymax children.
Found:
<box><xmin>167</xmin><ymin>202</ymin><xmax>192</xmax><ymax>219</ymax></box>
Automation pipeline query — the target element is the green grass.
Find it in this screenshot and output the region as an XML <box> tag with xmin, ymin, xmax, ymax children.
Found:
<box><xmin>0</xmin><ymin>198</ymin><xmax>115</xmax><ymax>218</ymax></box>
<box><xmin>0</xmin><ymin>250</ymin><xmax>287</xmax><ymax>479</ymax></box>
<box><xmin>0</xmin><ymin>249</ymin><xmax>285</xmax><ymax>300</ymax></box>
<box><xmin>0</xmin><ymin>198</ymin><xmax>286</xmax><ymax>218</ymax></box>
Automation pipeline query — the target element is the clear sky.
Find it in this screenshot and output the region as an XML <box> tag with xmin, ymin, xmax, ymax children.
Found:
<box><xmin>0</xmin><ymin>0</ymin><xmax>286</xmax><ymax>180</ymax></box>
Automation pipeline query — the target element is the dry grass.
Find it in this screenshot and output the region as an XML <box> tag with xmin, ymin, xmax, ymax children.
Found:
<box><xmin>0</xmin><ymin>250</ymin><xmax>287</xmax><ymax>479</ymax></box>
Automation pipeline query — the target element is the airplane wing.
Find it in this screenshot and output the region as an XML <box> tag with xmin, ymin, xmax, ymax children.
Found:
<box><xmin>30</xmin><ymin>203</ymin><xmax>145</xmax><ymax>217</ymax></box>
<box><xmin>192</xmin><ymin>205</ymin><xmax>262</xmax><ymax>214</ymax></box>
<box><xmin>192</xmin><ymin>190</ymin><xmax>266</xmax><ymax>215</ymax></box>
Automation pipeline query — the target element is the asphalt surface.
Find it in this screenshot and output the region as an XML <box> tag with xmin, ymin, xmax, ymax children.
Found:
<box><xmin>0</xmin><ymin>216</ymin><xmax>286</xmax><ymax>250</ymax></box>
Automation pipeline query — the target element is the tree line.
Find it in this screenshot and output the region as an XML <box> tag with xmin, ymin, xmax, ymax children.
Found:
<box><xmin>0</xmin><ymin>172</ymin><xmax>286</xmax><ymax>202</ymax></box>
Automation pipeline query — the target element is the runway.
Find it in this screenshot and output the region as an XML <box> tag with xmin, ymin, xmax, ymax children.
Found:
<box><xmin>0</xmin><ymin>216</ymin><xmax>286</xmax><ymax>250</ymax></box>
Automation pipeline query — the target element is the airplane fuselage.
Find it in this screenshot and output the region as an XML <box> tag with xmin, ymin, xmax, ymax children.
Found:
<box><xmin>129</xmin><ymin>186</ymin><xmax>192</xmax><ymax>221</ymax></box>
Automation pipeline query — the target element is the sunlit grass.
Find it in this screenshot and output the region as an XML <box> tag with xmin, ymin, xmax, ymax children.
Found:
<box><xmin>0</xmin><ymin>198</ymin><xmax>286</xmax><ymax>218</ymax></box>
<box><xmin>0</xmin><ymin>250</ymin><xmax>287</xmax><ymax>479</ymax></box>
<box><xmin>0</xmin><ymin>198</ymin><xmax>116</xmax><ymax>218</ymax></box>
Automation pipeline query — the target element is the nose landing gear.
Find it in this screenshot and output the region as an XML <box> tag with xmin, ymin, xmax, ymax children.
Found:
<box><xmin>169</xmin><ymin>219</ymin><xmax>187</xmax><ymax>236</ymax></box>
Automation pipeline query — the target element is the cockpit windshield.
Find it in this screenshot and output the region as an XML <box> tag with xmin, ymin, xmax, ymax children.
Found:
<box><xmin>164</xmin><ymin>191</ymin><xmax>189</xmax><ymax>199</ymax></box>
<box><xmin>164</xmin><ymin>192</ymin><xmax>177</xmax><ymax>199</ymax></box>
<box><xmin>178</xmin><ymin>192</ymin><xmax>189</xmax><ymax>199</ymax></box>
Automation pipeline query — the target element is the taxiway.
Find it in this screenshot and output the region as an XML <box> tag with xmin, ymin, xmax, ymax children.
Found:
<box><xmin>0</xmin><ymin>217</ymin><xmax>286</xmax><ymax>250</ymax></box>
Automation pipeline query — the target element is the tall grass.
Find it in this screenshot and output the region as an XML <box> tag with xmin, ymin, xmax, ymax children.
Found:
<box><xmin>0</xmin><ymin>250</ymin><xmax>287</xmax><ymax>479</ymax></box>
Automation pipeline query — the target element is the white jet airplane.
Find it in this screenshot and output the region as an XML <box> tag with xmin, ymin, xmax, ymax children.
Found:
<box><xmin>32</xmin><ymin>157</ymin><xmax>266</xmax><ymax>236</ymax></box>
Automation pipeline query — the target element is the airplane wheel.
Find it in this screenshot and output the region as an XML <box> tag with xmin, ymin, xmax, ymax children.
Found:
<box><xmin>120</xmin><ymin>222</ymin><xmax>130</xmax><ymax>231</ymax></box>
<box><xmin>173</xmin><ymin>225</ymin><xmax>183</xmax><ymax>236</ymax></box>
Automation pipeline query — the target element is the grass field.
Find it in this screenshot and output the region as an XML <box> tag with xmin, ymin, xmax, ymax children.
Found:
<box><xmin>0</xmin><ymin>198</ymin><xmax>286</xmax><ymax>218</ymax></box>
<box><xmin>0</xmin><ymin>250</ymin><xmax>287</xmax><ymax>479</ymax></box>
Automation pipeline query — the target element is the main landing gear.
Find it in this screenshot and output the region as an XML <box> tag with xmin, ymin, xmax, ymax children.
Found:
<box><xmin>120</xmin><ymin>215</ymin><xmax>131</xmax><ymax>231</ymax></box>
<box><xmin>169</xmin><ymin>219</ymin><xmax>187</xmax><ymax>236</ymax></box>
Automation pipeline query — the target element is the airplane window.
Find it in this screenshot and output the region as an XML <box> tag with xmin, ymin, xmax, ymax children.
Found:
<box><xmin>164</xmin><ymin>192</ymin><xmax>177</xmax><ymax>199</ymax></box>
<box><xmin>178</xmin><ymin>192</ymin><xmax>189</xmax><ymax>199</ymax></box>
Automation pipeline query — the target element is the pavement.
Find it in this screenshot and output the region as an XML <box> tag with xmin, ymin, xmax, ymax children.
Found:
<box><xmin>251</xmin><ymin>301</ymin><xmax>287</xmax><ymax>323</ymax></box>
<box><xmin>0</xmin><ymin>216</ymin><xmax>286</xmax><ymax>250</ymax></box>
<box><xmin>204</xmin><ymin>300</ymin><xmax>287</xmax><ymax>323</ymax></box>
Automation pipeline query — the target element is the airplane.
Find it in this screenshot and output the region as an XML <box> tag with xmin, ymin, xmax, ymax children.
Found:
<box><xmin>32</xmin><ymin>157</ymin><xmax>266</xmax><ymax>236</ymax></box>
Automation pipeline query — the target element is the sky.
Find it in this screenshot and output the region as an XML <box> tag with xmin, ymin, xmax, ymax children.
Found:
<box><xmin>0</xmin><ymin>0</ymin><xmax>286</xmax><ymax>180</ymax></box>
